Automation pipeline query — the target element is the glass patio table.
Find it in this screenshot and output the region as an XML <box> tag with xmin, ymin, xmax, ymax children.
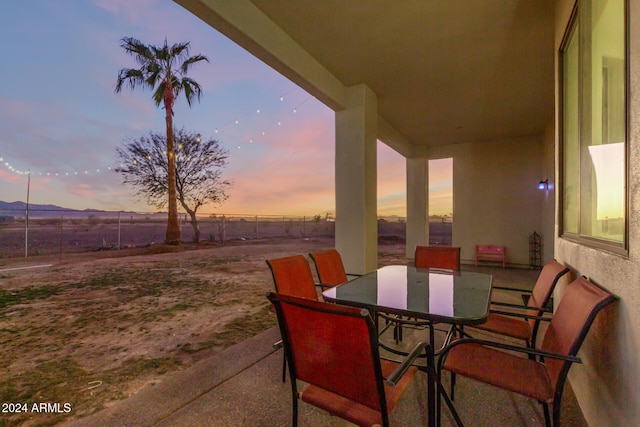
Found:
<box><xmin>322</xmin><ymin>265</ymin><xmax>492</xmax><ymax>427</ymax></box>
<box><xmin>322</xmin><ymin>264</ymin><xmax>493</xmax><ymax>329</ymax></box>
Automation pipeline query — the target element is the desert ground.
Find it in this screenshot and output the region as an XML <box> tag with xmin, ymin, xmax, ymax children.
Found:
<box><xmin>0</xmin><ymin>237</ymin><xmax>408</xmax><ymax>426</ymax></box>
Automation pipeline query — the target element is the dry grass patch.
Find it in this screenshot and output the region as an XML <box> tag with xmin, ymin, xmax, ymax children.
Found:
<box><xmin>0</xmin><ymin>238</ymin><xmax>407</xmax><ymax>426</ymax></box>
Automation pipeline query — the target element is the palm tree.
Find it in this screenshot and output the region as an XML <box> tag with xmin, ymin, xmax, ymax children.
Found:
<box><xmin>115</xmin><ymin>37</ymin><xmax>209</xmax><ymax>245</ymax></box>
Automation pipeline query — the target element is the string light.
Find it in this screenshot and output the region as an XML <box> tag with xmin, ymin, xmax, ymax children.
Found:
<box><xmin>1</xmin><ymin>86</ymin><xmax>318</xmax><ymax>175</ymax></box>
<box><xmin>232</xmin><ymin>93</ymin><xmax>313</xmax><ymax>150</ymax></box>
<box><xmin>0</xmin><ymin>152</ymin><xmax>115</xmax><ymax>179</ymax></box>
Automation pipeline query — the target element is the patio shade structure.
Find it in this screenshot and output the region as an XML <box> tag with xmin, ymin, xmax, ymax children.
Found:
<box><xmin>175</xmin><ymin>0</ymin><xmax>556</xmax><ymax>275</ymax></box>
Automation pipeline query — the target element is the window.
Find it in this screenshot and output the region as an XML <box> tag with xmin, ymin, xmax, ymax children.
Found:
<box><xmin>560</xmin><ymin>0</ymin><xmax>627</xmax><ymax>253</ymax></box>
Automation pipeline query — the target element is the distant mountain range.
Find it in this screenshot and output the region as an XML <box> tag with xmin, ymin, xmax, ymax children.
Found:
<box><xmin>0</xmin><ymin>200</ymin><xmax>104</xmax><ymax>218</ymax></box>
<box><xmin>0</xmin><ymin>201</ymin><xmax>160</xmax><ymax>218</ymax></box>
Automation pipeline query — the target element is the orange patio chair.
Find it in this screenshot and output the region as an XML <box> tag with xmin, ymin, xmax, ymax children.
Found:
<box><xmin>414</xmin><ymin>245</ymin><xmax>461</xmax><ymax>271</ymax></box>
<box><xmin>436</xmin><ymin>276</ymin><xmax>617</xmax><ymax>427</ymax></box>
<box><xmin>309</xmin><ymin>248</ymin><xmax>360</xmax><ymax>288</ymax></box>
<box><xmin>267</xmin><ymin>291</ymin><xmax>434</xmax><ymax>427</ymax></box>
<box><xmin>266</xmin><ymin>254</ymin><xmax>319</xmax><ymax>382</ymax></box>
<box><xmin>470</xmin><ymin>259</ymin><xmax>570</xmax><ymax>348</ymax></box>
<box><xmin>266</xmin><ymin>254</ymin><xmax>318</xmax><ymax>300</ymax></box>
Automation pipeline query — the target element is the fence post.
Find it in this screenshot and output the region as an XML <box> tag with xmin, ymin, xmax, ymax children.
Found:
<box><xmin>59</xmin><ymin>213</ymin><xmax>63</xmax><ymax>263</ymax></box>
<box><xmin>255</xmin><ymin>215</ymin><xmax>258</xmax><ymax>240</ymax></box>
<box><xmin>117</xmin><ymin>212</ymin><xmax>121</xmax><ymax>250</ymax></box>
<box><xmin>24</xmin><ymin>171</ymin><xmax>30</xmax><ymax>258</ymax></box>
<box><xmin>222</xmin><ymin>215</ymin><xmax>226</xmax><ymax>245</ymax></box>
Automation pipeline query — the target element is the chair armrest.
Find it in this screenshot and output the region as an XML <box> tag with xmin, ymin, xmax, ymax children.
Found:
<box><xmin>491</xmin><ymin>285</ymin><xmax>533</xmax><ymax>294</ymax></box>
<box><xmin>488</xmin><ymin>309</ymin><xmax>552</xmax><ymax>322</ymax></box>
<box><xmin>490</xmin><ymin>300</ymin><xmax>553</xmax><ymax>313</ymax></box>
<box><xmin>439</xmin><ymin>337</ymin><xmax>582</xmax><ymax>365</ymax></box>
<box><xmin>491</xmin><ymin>301</ymin><xmax>553</xmax><ymax>313</ymax></box>
<box><xmin>385</xmin><ymin>342</ymin><xmax>428</xmax><ymax>386</ymax></box>
<box><xmin>314</xmin><ymin>274</ymin><xmax>362</xmax><ymax>290</ymax></box>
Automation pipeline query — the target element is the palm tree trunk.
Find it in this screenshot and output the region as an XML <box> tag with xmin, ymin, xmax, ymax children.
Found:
<box><xmin>164</xmin><ymin>89</ymin><xmax>181</xmax><ymax>245</ymax></box>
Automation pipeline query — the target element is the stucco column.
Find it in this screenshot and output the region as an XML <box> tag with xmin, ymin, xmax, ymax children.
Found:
<box><xmin>406</xmin><ymin>157</ymin><xmax>429</xmax><ymax>259</ymax></box>
<box><xmin>335</xmin><ymin>84</ymin><xmax>378</xmax><ymax>274</ymax></box>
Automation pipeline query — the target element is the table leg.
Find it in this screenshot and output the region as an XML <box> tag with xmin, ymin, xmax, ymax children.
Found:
<box><xmin>427</xmin><ymin>343</ymin><xmax>435</xmax><ymax>427</ymax></box>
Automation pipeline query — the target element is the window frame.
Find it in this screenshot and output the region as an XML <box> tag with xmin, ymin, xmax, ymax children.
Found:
<box><xmin>558</xmin><ymin>0</ymin><xmax>629</xmax><ymax>256</ymax></box>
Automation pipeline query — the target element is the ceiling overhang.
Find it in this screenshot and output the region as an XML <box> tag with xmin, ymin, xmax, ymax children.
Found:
<box><xmin>175</xmin><ymin>0</ymin><xmax>554</xmax><ymax>158</ymax></box>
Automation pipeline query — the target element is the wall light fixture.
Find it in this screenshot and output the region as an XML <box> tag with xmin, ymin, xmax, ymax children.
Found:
<box><xmin>538</xmin><ymin>179</ymin><xmax>549</xmax><ymax>190</ymax></box>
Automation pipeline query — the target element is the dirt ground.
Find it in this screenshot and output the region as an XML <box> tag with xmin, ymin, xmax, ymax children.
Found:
<box><xmin>0</xmin><ymin>237</ymin><xmax>407</xmax><ymax>426</ymax></box>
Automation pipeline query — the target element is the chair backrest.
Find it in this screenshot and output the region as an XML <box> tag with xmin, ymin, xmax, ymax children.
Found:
<box><xmin>309</xmin><ymin>249</ymin><xmax>348</xmax><ymax>286</ymax></box>
<box><xmin>541</xmin><ymin>276</ymin><xmax>617</xmax><ymax>389</ymax></box>
<box><xmin>267</xmin><ymin>292</ymin><xmax>387</xmax><ymax>413</ymax></box>
<box><xmin>414</xmin><ymin>245</ymin><xmax>461</xmax><ymax>270</ymax></box>
<box><xmin>266</xmin><ymin>255</ymin><xmax>318</xmax><ymax>300</ymax></box>
<box><xmin>526</xmin><ymin>260</ymin><xmax>571</xmax><ymax>332</ymax></box>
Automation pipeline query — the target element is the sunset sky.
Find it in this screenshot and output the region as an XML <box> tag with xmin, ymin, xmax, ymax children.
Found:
<box><xmin>0</xmin><ymin>1</ymin><xmax>451</xmax><ymax>217</ymax></box>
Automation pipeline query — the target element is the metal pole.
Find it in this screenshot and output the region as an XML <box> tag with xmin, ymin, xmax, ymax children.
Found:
<box><xmin>222</xmin><ymin>215</ymin><xmax>226</xmax><ymax>245</ymax></box>
<box><xmin>24</xmin><ymin>170</ymin><xmax>30</xmax><ymax>258</ymax></box>
<box><xmin>118</xmin><ymin>211</ymin><xmax>121</xmax><ymax>250</ymax></box>
<box><xmin>59</xmin><ymin>213</ymin><xmax>63</xmax><ymax>263</ymax></box>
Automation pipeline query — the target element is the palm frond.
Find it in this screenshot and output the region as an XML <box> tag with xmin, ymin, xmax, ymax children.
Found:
<box><xmin>180</xmin><ymin>54</ymin><xmax>209</xmax><ymax>76</ymax></box>
<box><xmin>115</xmin><ymin>68</ymin><xmax>147</xmax><ymax>93</ymax></box>
<box><xmin>170</xmin><ymin>41</ymin><xmax>191</xmax><ymax>59</ymax></box>
<box><xmin>181</xmin><ymin>78</ymin><xmax>203</xmax><ymax>106</ymax></box>
<box><xmin>116</xmin><ymin>36</ymin><xmax>208</xmax><ymax>110</ymax></box>
<box><xmin>120</xmin><ymin>37</ymin><xmax>154</xmax><ymax>64</ymax></box>
<box><xmin>152</xmin><ymin>82</ymin><xmax>167</xmax><ymax>107</ymax></box>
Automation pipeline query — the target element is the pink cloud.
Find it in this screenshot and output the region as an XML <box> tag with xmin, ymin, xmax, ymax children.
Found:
<box><xmin>213</xmin><ymin>118</ymin><xmax>411</xmax><ymax>216</ymax></box>
<box><xmin>93</xmin><ymin>0</ymin><xmax>156</xmax><ymax>26</ymax></box>
<box><xmin>374</xmin><ymin>142</ymin><xmax>408</xmax><ymax>216</ymax></box>
<box><xmin>0</xmin><ymin>169</ymin><xmax>22</xmax><ymax>184</ymax></box>
<box><xmin>220</xmin><ymin>142</ymin><xmax>334</xmax><ymax>214</ymax></box>
<box><xmin>113</xmin><ymin>93</ymin><xmax>156</xmax><ymax>121</ymax></box>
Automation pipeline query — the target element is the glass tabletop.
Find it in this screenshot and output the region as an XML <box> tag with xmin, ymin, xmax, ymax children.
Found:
<box><xmin>322</xmin><ymin>265</ymin><xmax>493</xmax><ymax>325</ymax></box>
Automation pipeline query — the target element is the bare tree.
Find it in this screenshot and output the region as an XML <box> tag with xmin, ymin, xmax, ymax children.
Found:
<box><xmin>116</xmin><ymin>129</ymin><xmax>230</xmax><ymax>243</ymax></box>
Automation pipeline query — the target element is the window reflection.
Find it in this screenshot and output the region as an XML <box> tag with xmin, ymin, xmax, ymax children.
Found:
<box><xmin>428</xmin><ymin>273</ymin><xmax>454</xmax><ymax>317</ymax></box>
<box><xmin>561</xmin><ymin>0</ymin><xmax>626</xmax><ymax>248</ymax></box>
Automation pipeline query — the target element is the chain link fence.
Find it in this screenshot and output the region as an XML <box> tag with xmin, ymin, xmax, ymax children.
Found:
<box><xmin>0</xmin><ymin>209</ymin><xmax>451</xmax><ymax>260</ymax></box>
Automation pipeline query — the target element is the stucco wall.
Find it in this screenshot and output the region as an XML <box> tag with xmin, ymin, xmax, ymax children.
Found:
<box><xmin>430</xmin><ymin>136</ymin><xmax>544</xmax><ymax>266</ymax></box>
<box><xmin>554</xmin><ymin>0</ymin><xmax>640</xmax><ymax>425</ymax></box>
<box><xmin>541</xmin><ymin>121</ymin><xmax>556</xmax><ymax>265</ymax></box>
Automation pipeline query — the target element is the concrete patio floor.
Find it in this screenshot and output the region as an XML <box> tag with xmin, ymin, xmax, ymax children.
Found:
<box><xmin>63</xmin><ymin>266</ymin><xmax>587</xmax><ymax>427</ymax></box>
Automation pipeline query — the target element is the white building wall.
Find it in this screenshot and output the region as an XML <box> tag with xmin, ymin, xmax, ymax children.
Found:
<box><xmin>553</xmin><ymin>1</ymin><xmax>640</xmax><ymax>425</ymax></box>
<box><xmin>541</xmin><ymin>121</ymin><xmax>557</xmax><ymax>265</ymax></box>
<box><xmin>430</xmin><ymin>135</ymin><xmax>544</xmax><ymax>266</ymax></box>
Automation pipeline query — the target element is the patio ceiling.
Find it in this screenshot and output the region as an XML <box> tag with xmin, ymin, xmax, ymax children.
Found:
<box><xmin>176</xmin><ymin>0</ymin><xmax>555</xmax><ymax>155</ymax></box>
